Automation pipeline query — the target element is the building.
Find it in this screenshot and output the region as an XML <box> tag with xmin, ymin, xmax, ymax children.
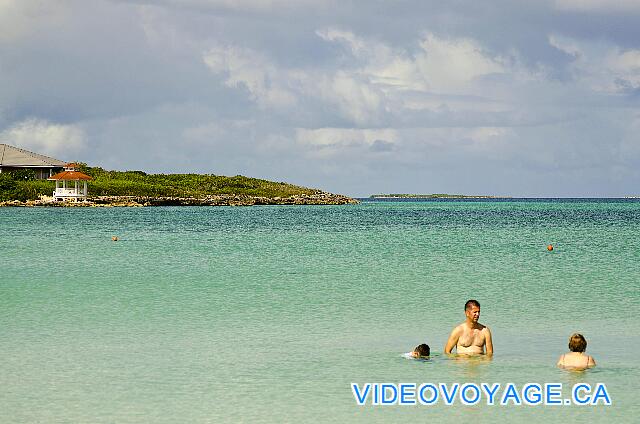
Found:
<box><xmin>48</xmin><ymin>163</ymin><xmax>92</xmax><ymax>201</ymax></box>
<box><xmin>0</xmin><ymin>144</ymin><xmax>66</xmax><ymax>179</ymax></box>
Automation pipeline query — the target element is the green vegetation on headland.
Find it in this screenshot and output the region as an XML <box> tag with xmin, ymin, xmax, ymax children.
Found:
<box><xmin>369</xmin><ymin>194</ymin><xmax>511</xmax><ymax>199</ymax></box>
<box><xmin>0</xmin><ymin>169</ymin><xmax>49</xmax><ymax>201</ymax></box>
<box><xmin>0</xmin><ymin>165</ymin><xmax>355</xmax><ymax>205</ymax></box>
<box><xmin>76</xmin><ymin>164</ymin><xmax>320</xmax><ymax>198</ymax></box>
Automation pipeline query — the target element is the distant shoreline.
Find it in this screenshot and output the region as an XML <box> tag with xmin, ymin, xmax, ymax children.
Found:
<box><xmin>369</xmin><ymin>194</ymin><xmax>512</xmax><ymax>199</ymax></box>
<box><xmin>363</xmin><ymin>196</ymin><xmax>639</xmax><ymax>200</ymax></box>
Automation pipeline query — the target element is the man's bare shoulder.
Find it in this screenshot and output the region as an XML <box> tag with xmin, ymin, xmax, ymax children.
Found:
<box><xmin>448</xmin><ymin>323</ymin><xmax>464</xmax><ymax>335</ymax></box>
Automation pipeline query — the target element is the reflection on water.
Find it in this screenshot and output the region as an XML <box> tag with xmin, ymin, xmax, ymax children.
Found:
<box><xmin>444</xmin><ymin>353</ymin><xmax>494</xmax><ymax>362</ymax></box>
<box><xmin>443</xmin><ymin>353</ymin><xmax>493</xmax><ymax>380</ymax></box>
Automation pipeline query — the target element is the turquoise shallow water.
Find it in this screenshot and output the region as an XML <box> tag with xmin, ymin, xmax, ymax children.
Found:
<box><xmin>1</xmin><ymin>200</ymin><xmax>639</xmax><ymax>423</ymax></box>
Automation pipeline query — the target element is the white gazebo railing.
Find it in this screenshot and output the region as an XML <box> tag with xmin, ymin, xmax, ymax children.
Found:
<box><xmin>53</xmin><ymin>181</ymin><xmax>88</xmax><ymax>199</ymax></box>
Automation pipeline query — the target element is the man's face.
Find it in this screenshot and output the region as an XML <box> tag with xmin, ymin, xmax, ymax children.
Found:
<box><xmin>465</xmin><ymin>305</ymin><xmax>480</xmax><ymax>323</ymax></box>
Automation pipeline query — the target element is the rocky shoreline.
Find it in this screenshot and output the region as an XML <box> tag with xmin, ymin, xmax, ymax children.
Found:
<box><xmin>0</xmin><ymin>192</ymin><xmax>359</xmax><ymax>207</ymax></box>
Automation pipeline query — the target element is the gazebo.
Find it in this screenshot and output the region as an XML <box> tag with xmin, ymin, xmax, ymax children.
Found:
<box><xmin>48</xmin><ymin>163</ymin><xmax>92</xmax><ymax>201</ymax></box>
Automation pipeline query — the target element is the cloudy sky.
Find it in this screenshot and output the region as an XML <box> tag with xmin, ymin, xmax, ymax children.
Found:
<box><xmin>1</xmin><ymin>0</ymin><xmax>639</xmax><ymax>196</ymax></box>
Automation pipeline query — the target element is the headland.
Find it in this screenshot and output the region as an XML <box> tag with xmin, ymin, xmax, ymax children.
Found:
<box><xmin>0</xmin><ymin>164</ymin><xmax>358</xmax><ymax>207</ymax></box>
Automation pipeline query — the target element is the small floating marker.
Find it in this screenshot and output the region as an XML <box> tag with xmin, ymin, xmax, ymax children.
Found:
<box><xmin>112</xmin><ymin>236</ymin><xmax>119</xmax><ymax>242</ymax></box>
<box><xmin>547</xmin><ymin>244</ymin><xmax>553</xmax><ymax>251</ymax></box>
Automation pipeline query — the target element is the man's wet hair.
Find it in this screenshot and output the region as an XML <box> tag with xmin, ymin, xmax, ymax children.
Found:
<box><xmin>413</xmin><ymin>344</ymin><xmax>430</xmax><ymax>357</ymax></box>
<box><xmin>465</xmin><ymin>299</ymin><xmax>480</xmax><ymax>310</ymax></box>
<box><xmin>568</xmin><ymin>333</ymin><xmax>587</xmax><ymax>352</ymax></box>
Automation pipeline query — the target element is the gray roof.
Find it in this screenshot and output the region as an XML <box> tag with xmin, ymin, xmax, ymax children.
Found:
<box><xmin>0</xmin><ymin>144</ymin><xmax>67</xmax><ymax>167</ymax></box>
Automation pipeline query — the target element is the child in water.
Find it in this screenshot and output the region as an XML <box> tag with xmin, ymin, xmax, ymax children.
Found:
<box><xmin>410</xmin><ymin>343</ymin><xmax>430</xmax><ymax>359</ymax></box>
<box><xmin>557</xmin><ymin>333</ymin><xmax>596</xmax><ymax>370</ymax></box>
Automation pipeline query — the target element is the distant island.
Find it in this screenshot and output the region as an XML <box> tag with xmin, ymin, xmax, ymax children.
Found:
<box><xmin>0</xmin><ymin>164</ymin><xmax>357</xmax><ymax>207</ymax></box>
<box><xmin>369</xmin><ymin>194</ymin><xmax>512</xmax><ymax>199</ymax></box>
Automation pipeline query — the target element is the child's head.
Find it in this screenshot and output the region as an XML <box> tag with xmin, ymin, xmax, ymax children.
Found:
<box><xmin>568</xmin><ymin>333</ymin><xmax>587</xmax><ymax>352</ymax></box>
<box><xmin>412</xmin><ymin>343</ymin><xmax>430</xmax><ymax>358</ymax></box>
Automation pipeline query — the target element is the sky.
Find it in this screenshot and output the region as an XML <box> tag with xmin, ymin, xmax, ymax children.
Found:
<box><xmin>1</xmin><ymin>0</ymin><xmax>639</xmax><ymax>197</ymax></box>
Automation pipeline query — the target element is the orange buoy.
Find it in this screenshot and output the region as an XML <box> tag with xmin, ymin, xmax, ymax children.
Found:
<box><xmin>547</xmin><ymin>244</ymin><xmax>553</xmax><ymax>251</ymax></box>
<box><xmin>112</xmin><ymin>236</ymin><xmax>118</xmax><ymax>241</ymax></box>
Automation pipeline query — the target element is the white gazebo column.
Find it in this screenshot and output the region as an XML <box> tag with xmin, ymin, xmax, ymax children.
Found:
<box><xmin>83</xmin><ymin>181</ymin><xmax>87</xmax><ymax>196</ymax></box>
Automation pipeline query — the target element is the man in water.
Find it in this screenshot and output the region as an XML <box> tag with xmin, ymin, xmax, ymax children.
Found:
<box><xmin>444</xmin><ymin>299</ymin><xmax>493</xmax><ymax>355</ymax></box>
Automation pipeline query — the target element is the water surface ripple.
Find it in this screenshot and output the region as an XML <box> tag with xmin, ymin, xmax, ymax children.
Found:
<box><xmin>1</xmin><ymin>200</ymin><xmax>638</xmax><ymax>423</ymax></box>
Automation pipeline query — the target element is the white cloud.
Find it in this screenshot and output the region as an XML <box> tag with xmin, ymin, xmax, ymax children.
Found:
<box><xmin>116</xmin><ymin>0</ymin><xmax>329</xmax><ymax>14</ymax></box>
<box><xmin>203</xmin><ymin>45</ymin><xmax>297</xmax><ymax>108</ymax></box>
<box><xmin>318</xmin><ymin>72</ymin><xmax>385</xmax><ymax>125</ymax></box>
<box><xmin>202</xmin><ymin>30</ymin><xmax>522</xmax><ymax>126</ymax></box>
<box><xmin>608</xmin><ymin>50</ymin><xmax>640</xmax><ymax>86</ymax></box>
<box><xmin>549</xmin><ymin>34</ymin><xmax>640</xmax><ymax>92</ymax></box>
<box><xmin>316</xmin><ymin>28</ymin><xmax>368</xmax><ymax>57</ymax></box>
<box><xmin>0</xmin><ymin>119</ymin><xmax>86</xmax><ymax>157</ymax></box>
<box><xmin>182</xmin><ymin>119</ymin><xmax>255</xmax><ymax>146</ymax></box>
<box><xmin>554</xmin><ymin>0</ymin><xmax>640</xmax><ymax>13</ymax></box>
<box><xmin>416</xmin><ymin>33</ymin><xmax>506</xmax><ymax>93</ymax></box>
<box><xmin>203</xmin><ymin>40</ymin><xmax>388</xmax><ymax>124</ymax></box>
<box><xmin>619</xmin><ymin>114</ymin><xmax>640</xmax><ymax>161</ymax></box>
<box><xmin>314</xmin><ymin>30</ymin><xmax>530</xmax><ymax>121</ymax></box>
<box><xmin>548</xmin><ymin>34</ymin><xmax>581</xmax><ymax>57</ymax></box>
<box><xmin>295</xmin><ymin>127</ymin><xmax>398</xmax><ymax>158</ymax></box>
<box><xmin>297</xmin><ymin>127</ymin><xmax>398</xmax><ymax>147</ymax></box>
<box><xmin>315</xmin><ymin>29</ymin><xmax>418</xmax><ymax>87</ymax></box>
<box><xmin>468</xmin><ymin>126</ymin><xmax>509</xmax><ymax>143</ymax></box>
<box><xmin>182</xmin><ymin>122</ymin><xmax>227</xmax><ymax>143</ymax></box>
<box><xmin>405</xmin><ymin>126</ymin><xmax>510</xmax><ymax>149</ymax></box>
<box><xmin>0</xmin><ymin>0</ymin><xmax>67</xmax><ymax>43</ymax></box>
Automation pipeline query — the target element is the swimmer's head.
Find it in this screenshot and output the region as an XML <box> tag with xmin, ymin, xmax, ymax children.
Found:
<box><xmin>412</xmin><ymin>344</ymin><xmax>430</xmax><ymax>358</ymax></box>
<box><xmin>568</xmin><ymin>333</ymin><xmax>587</xmax><ymax>353</ymax></box>
<box><xmin>465</xmin><ymin>299</ymin><xmax>481</xmax><ymax>322</ymax></box>
<box><xmin>465</xmin><ymin>299</ymin><xmax>480</xmax><ymax>311</ymax></box>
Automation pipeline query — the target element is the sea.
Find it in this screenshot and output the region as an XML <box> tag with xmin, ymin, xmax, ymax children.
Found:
<box><xmin>1</xmin><ymin>199</ymin><xmax>638</xmax><ymax>423</ymax></box>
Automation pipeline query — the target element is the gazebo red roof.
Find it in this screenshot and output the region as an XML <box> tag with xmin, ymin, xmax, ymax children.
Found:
<box><xmin>48</xmin><ymin>170</ymin><xmax>93</xmax><ymax>181</ymax></box>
